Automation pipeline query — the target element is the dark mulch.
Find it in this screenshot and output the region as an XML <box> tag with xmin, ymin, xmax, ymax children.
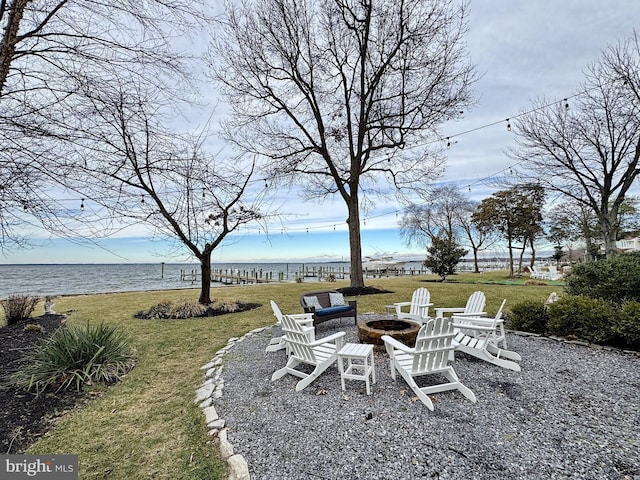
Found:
<box><xmin>337</xmin><ymin>286</ymin><xmax>393</xmax><ymax>296</ymax></box>
<box><xmin>0</xmin><ymin>315</ymin><xmax>89</xmax><ymax>453</ymax></box>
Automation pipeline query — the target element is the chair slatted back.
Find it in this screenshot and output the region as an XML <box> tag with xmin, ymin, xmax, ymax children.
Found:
<box><xmin>465</xmin><ymin>291</ymin><xmax>486</xmax><ymax>314</ymax></box>
<box><xmin>409</xmin><ymin>288</ymin><xmax>431</xmax><ymax>317</ymax></box>
<box><xmin>281</xmin><ymin>314</ymin><xmax>317</xmax><ymax>364</ymax></box>
<box><xmin>412</xmin><ymin>317</ymin><xmax>455</xmax><ymax>373</ymax></box>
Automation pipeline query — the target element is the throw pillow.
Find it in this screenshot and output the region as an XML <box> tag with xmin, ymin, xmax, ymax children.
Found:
<box><xmin>303</xmin><ymin>296</ymin><xmax>322</xmax><ymax>310</ymax></box>
<box><xmin>329</xmin><ymin>292</ymin><xmax>346</xmax><ymax>306</ymax></box>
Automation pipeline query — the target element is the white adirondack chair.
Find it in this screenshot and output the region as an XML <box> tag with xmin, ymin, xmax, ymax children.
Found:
<box><xmin>529</xmin><ymin>265</ymin><xmax>550</xmax><ymax>280</ymax></box>
<box><xmin>451</xmin><ymin>299</ymin><xmax>522</xmax><ymax>372</ymax></box>
<box><xmin>434</xmin><ymin>291</ymin><xmax>487</xmax><ymax>318</ymax></box>
<box><xmin>393</xmin><ymin>287</ymin><xmax>433</xmax><ymax>324</ymax></box>
<box><xmin>547</xmin><ymin>265</ymin><xmax>563</xmax><ymax>280</ymax></box>
<box><xmin>271</xmin><ymin>314</ymin><xmax>345</xmax><ymax>391</ymax></box>
<box><xmin>382</xmin><ymin>317</ymin><xmax>476</xmax><ymax>411</ymax></box>
<box><xmin>265</xmin><ymin>300</ymin><xmax>314</xmax><ymax>353</ymax></box>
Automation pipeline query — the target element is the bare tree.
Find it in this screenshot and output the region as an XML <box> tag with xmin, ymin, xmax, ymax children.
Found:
<box><xmin>400</xmin><ymin>186</ymin><xmax>496</xmax><ymax>273</ymax></box>
<box><xmin>457</xmin><ymin>201</ymin><xmax>498</xmax><ymax>273</ymax></box>
<box><xmin>511</xmin><ymin>36</ymin><xmax>640</xmax><ymax>258</ymax></box>
<box><xmin>55</xmin><ymin>83</ymin><xmax>265</xmax><ymax>304</ymax></box>
<box><xmin>0</xmin><ymin>0</ymin><xmax>210</xmax><ymax>249</ymax></box>
<box><xmin>210</xmin><ymin>0</ymin><xmax>476</xmax><ymax>288</ymax></box>
<box><xmin>400</xmin><ymin>186</ymin><xmax>466</xmax><ymax>246</ymax></box>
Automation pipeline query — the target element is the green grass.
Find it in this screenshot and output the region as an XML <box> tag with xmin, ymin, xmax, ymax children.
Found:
<box><xmin>11</xmin><ymin>272</ymin><xmax>559</xmax><ymax>479</ymax></box>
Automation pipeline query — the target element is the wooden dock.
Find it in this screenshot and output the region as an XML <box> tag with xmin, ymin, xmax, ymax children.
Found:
<box><xmin>181</xmin><ymin>268</ymin><xmax>284</xmax><ymax>285</ymax></box>
<box><xmin>180</xmin><ymin>265</ymin><xmax>433</xmax><ymax>285</ymax></box>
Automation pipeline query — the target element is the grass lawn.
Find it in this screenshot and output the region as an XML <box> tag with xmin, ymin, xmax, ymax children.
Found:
<box><xmin>11</xmin><ymin>272</ymin><xmax>560</xmax><ymax>479</ymax></box>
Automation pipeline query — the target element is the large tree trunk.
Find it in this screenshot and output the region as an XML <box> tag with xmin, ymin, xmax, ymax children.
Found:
<box><xmin>507</xmin><ymin>237</ymin><xmax>515</xmax><ymax>277</ymax></box>
<box><xmin>346</xmin><ymin>197</ymin><xmax>364</xmax><ymax>289</ymax></box>
<box><xmin>198</xmin><ymin>253</ymin><xmax>212</xmax><ymax>304</ymax></box>
<box><xmin>0</xmin><ymin>0</ymin><xmax>30</xmax><ymax>94</ymax></box>
<box><xmin>472</xmin><ymin>246</ymin><xmax>480</xmax><ymax>273</ymax></box>
<box><xmin>601</xmin><ymin>211</ymin><xmax>619</xmax><ymax>258</ymax></box>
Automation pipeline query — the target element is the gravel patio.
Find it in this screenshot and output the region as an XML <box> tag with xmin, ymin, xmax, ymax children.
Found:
<box><xmin>213</xmin><ymin>315</ymin><xmax>639</xmax><ymax>480</ymax></box>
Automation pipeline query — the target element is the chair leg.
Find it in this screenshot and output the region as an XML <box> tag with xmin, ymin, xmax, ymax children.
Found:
<box><xmin>295</xmin><ymin>363</ymin><xmax>327</xmax><ymax>392</ymax></box>
<box><xmin>271</xmin><ymin>357</ymin><xmax>301</xmax><ymax>381</ymax></box>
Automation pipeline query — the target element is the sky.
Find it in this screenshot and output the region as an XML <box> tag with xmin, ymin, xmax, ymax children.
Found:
<box><xmin>5</xmin><ymin>0</ymin><xmax>640</xmax><ymax>264</ymax></box>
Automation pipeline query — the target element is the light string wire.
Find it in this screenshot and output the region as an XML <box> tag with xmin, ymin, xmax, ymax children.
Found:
<box><xmin>24</xmin><ymin>91</ymin><xmax>588</xmax><ymax>234</ymax></box>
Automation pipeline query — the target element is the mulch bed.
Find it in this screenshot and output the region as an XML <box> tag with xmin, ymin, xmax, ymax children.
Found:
<box><xmin>0</xmin><ymin>315</ymin><xmax>89</xmax><ymax>453</ymax></box>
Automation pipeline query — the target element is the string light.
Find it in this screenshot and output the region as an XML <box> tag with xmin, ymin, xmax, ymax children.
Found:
<box><xmin>141</xmin><ymin>195</ymin><xmax>145</xmax><ymax>204</ymax></box>
<box><xmin>80</xmin><ymin>198</ymin><xmax>85</xmax><ymax>211</ymax></box>
<box><xmin>202</xmin><ymin>188</ymin><xmax>206</xmax><ymax>199</ymax></box>
<box><xmin>446</xmin><ymin>137</ymin><xmax>451</xmax><ymax>149</ymax></box>
<box><xmin>564</xmin><ymin>98</ymin><xmax>569</xmax><ymax>109</ymax></box>
<box><xmin>506</xmin><ymin>119</ymin><xmax>511</xmax><ymax>131</ymax></box>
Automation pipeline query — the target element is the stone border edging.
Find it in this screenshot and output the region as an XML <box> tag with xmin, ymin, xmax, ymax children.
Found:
<box><xmin>195</xmin><ymin>326</ymin><xmax>269</xmax><ymax>480</ymax></box>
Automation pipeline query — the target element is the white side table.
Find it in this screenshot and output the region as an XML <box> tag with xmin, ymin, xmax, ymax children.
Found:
<box><xmin>337</xmin><ymin>343</ymin><xmax>376</xmax><ymax>395</ymax></box>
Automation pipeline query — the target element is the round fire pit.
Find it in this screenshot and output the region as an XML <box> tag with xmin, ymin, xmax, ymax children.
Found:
<box><xmin>357</xmin><ymin>318</ymin><xmax>421</xmax><ymax>350</ymax></box>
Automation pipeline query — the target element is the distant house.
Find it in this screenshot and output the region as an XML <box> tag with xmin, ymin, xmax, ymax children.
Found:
<box><xmin>616</xmin><ymin>236</ymin><xmax>640</xmax><ymax>252</ymax></box>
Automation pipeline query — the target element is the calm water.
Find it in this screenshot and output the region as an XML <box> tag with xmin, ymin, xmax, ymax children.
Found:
<box><xmin>0</xmin><ymin>262</ymin><xmax>426</xmax><ymax>298</ymax></box>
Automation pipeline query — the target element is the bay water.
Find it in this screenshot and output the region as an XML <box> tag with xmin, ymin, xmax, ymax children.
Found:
<box><xmin>0</xmin><ymin>262</ymin><xmax>424</xmax><ymax>298</ymax></box>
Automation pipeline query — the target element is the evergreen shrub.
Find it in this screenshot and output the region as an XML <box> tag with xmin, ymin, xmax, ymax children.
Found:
<box><xmin>564</xmin><ymin>252</ymin><xmax>640</xmax><ymax>303</ymax></box>
<box><xmin>613</xmin><ymin>300</ymin><xmax>640</xmax><ymax>349</ymax></box>
<box><xmin>508</xmin><ymin>300</ymin><xmax>549</xmax><ymax>334</ymax></box>
<box><xmin>547</xmin><ymin>296</ymin><xmax>615</xmax><ymax>344</ymax></box>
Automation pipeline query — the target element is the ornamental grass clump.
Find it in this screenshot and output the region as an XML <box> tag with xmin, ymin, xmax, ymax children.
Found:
<box><xmin>11</xmin><ymin>323</ymin><xmax>136</xmax><ymax>395</ymax></box>
<box><xmin>134</xmin><ymin>298</ymin><xmax>257</xmax><ymax>319</ymax></box>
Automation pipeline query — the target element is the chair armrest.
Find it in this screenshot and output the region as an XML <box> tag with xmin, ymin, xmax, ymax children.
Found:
<box><xmin>311</xmin><ymin>331</ymin><xmax>346</xmax><ymax>347</ymax></box>
<box><xmin>452</xmin><ymin>321</ymin><xmax>497</xmax><ymax>332</ymax></box>
<box><xmin>393</xmin><ymin>301</ymin><xmax>412</xmax><ymax>307</ymax></box>
<box><xmin>453</xmin><ymin>311</ymin><xmax>487</xmax><ymax>317</ymax></box>
<box><xmin>289</xmin><ymin>313</ymin><xmax>315</xmax><ymax>326</ymax></box>
<box><xmin>381</xmin><ymin>334</ymin><xmax>415</xmax><ymax>354</ymax></box>
<box><xmin>435</xmin><ymin>307</ymin><xmax>466</xmax><ymax>316</ymax></box>
<box><xmin>453</xmin><ymin>315</ymin><xmax>501</xmax><ymax>326</ymax></box>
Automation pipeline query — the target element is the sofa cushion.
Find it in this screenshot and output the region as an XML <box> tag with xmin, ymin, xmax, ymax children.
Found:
<box><xmin>315</xmin><ymin>305</ymin><xmax>353</xmax><ymax>317</ymax></box>
<box><xmin>329</xmin><ymin>292</ymin><xmax>346</xmax><ymax>306</ymax></box>
<box><xmin>303</xmin><ymin>296</ymin><xmax>323</xmax><ymax>310</ymax></box>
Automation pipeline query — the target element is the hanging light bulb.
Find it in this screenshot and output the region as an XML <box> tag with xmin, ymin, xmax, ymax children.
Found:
<box><xmin>23</xmin><ymin>202</ymin><xmax>28</xmax><ymax>211</ymax></box>
<box><xmin>202</xmin><ymin>188</ymin><xmax>206</xmax><ymax>199</ymax></box>
<box><xmin>564</xmin><ymin>98</ymin><xmax>569</xmax><ymax>110</ymax></box>
<box><xmin>446</xmin><ymin>137</ymin><xmax>451</xmax><ymax>149</ymax></box>
<box><xmin>80</xmin><ymin>198</ymin><xmax>85</xmax><ymax>211</ymax></box>
<box><xmin>141</xmin><ymin>195</ymin><xmax>145</xmax><ymax>204</ymax></box>
<box><xmin>506</xmin><ymin>119</ymin><xmax>512</xmax><ymax>131</ymax></box>
<box><xmin>468</xmin><ymin>185</ymin><xmax>471</xmax><ymax>192</ymax></box>
<box><xmin>264</xmin><ymin>179</ymin><xmax>268</xmax><ymax>189</ymax></box>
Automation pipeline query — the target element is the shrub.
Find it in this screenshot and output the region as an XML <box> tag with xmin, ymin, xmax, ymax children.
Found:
<box><xmin>547</xmin><ymin>296</ymin><xmax>616</xmax><ymax>344</ymax></box>
<box><xmin>613</xmin><ymin>300</ymin><xmax>640</xmax><ymax>349</ymax></box>
<box><xmin>11</xmin><ymin>323</ymin><xmax>136</xmax><ymax>395</ymax></box>
<box><xmin>507</xmin><ymin>300</ymin><xmax>549</xmax><ymax>334</ymax></box>
<box><xmin>1</xmin><ymin>294</ymin><xmax>40</xmax><ymax>326</ymax></box>
<box><xmin>564</xmin><ymin>252</ymin><xmax>640</xmax><ymax>304</ymax></box>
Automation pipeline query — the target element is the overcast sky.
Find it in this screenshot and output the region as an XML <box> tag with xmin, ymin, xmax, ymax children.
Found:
<box><xmin>6</xmin><ymin>0</ymin><xmax>640</xmax><ymax>264</ymax></box>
